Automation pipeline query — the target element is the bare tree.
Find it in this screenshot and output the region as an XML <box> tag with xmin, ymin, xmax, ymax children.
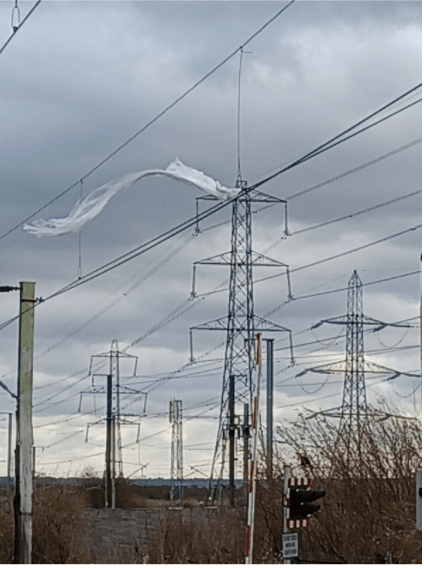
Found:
<box><xmin>256</xmin><ymin>401</ymin><xmax>422</xmax><ymax>563</ymax></box>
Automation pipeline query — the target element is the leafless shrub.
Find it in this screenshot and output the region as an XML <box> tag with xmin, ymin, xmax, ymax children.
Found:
<box><xmin>0</xmin><ymin>485</ymin><xmax>91</xmax><ymax>563</ymax></box>
<box><xmin>148</xmin><ymin>509</ymin><xmax>245</xmax><ymax>564</ymax></box>
<box><xmin>256</xmin><ymin>402</ymin><xmax>422</xmax><ymax>564</ymax></box>
<box><xmin>32</xmin><ymin>485</ymin><xmax>91</xmax><ymax>563</ymax></box>
<box><xmin>0</xmin><ymin>490</ymin><xmax>13</xmax><ymax>563</ymax></box>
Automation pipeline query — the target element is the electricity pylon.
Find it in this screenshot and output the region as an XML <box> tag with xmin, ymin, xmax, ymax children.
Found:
<box><xmin>297</xmin><ymin>270</ymin><xmax>419</xmax><ymax>455</ymax></box>
<box><xmin>79</xmin><ymin>340</ymin><xmax>147</xmax><ymax>507</ymax></box>
<box><xmin>169</xmin><ymin>399</ymin><xmax>183</xmax><ymax>507</ymax></box>
<box><xmin>190</xmin><ymin>185</ymin><xmax>294</xmax><ymax>501</ymax></box>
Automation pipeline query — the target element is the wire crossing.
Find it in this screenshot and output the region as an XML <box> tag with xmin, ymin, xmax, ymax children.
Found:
<box><xmin>0</xmin><ymin>84</ymin><xmax>420</xmax><ymax>338</ymax></box>
<box><xmin>249</xmin><ymin>87</ymin><xmax>422</xmax><ymax>191</ymax></box>
<box><xmin>0</xmin><ymin>0</ymin><xmax>296</xmax><ymax>243</ymax></box>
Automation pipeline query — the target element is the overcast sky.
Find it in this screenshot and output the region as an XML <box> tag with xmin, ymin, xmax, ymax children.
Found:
<box><xmin>0</xmin><ymin>1</ymin><xmax>421</xmax><ymax>479</ymax></box>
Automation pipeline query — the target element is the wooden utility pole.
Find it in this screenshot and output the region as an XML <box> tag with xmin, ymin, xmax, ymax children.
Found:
<box><xmin>14</xmin><ymin>282</ymin><xmax>35</xmax><ymax>564</ymax></box>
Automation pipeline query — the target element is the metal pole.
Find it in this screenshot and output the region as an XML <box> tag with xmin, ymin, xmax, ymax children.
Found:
<box><xmin>245</xmin><ymin>334</ymin><xmax>262</xmax><ymax>564</ymax></box>
<box><xmin>115</xmin><ymin>343</ymin><xmax>123</xmax><ymax>479</ymax></box>
<box><xmin>105</xmin><ymin>374</ymin><xmax>112</xmax><ymax>508</ymax></box>
<box><xmin>32</xmin><ymin>447</ymin><xmax>36</xmax><ymax>480</ymax></box>
<box><xmin>7</xmin><ymin>413</ymin><xmax>12</xmax><ymax>486</ymax></box>
<box><xmin>283</xmin><ymin>465</ymin><xmax>292</xmax><ymax>565</ymax></box>
<box><xmin>229</xmin><ymin>374</ymin><xmax>235</xmax><ymax>507</ymax></box>
<box><xmin>14</xmin><ymin>281</ymin><xmax>35</xmax><ymax>564</ymax></box>
<box><xmin>170</xmin><ymin>400</ymin><xmax>175</xmax><ymax>502</ymax></box>
<box><xmin>178</xmin><ymin>402</ymin><xmax>183</xmax><ymax>508</ymax></box>
<box><xmin>266</xmin><ymin>339</ymin><xmax>274</xmax><ymax>481</ymax></box>
<box><xmin>243</xmin><ymin>403</ymin><xmax>249</xmax><ymax>487</ymax></box>
<box><xmin>111</xmin><ymin>416</ymin><xmax>116</xmax><ymax>509</ymax></box>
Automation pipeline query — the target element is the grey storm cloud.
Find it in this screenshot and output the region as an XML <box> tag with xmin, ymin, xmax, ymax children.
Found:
<box><xmin>0</xmin><ymin>1</ymin><xmax>421</xmax><ymax>477</ymax></box>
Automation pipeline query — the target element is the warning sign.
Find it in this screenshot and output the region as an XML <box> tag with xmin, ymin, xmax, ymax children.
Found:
<box><xmin>283</xmin><ymin>532</ymin><xmax>298</xmax><ymax>558</ymax></box>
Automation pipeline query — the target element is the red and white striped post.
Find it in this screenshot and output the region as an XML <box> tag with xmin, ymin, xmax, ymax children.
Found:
<box><xmin>245</xmin><ymin>333</ymin><xmax>262</xmax><ymax>564</ymax></box>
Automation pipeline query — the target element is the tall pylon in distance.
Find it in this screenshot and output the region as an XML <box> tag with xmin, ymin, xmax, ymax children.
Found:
<box><xmin>339</xmin><ymin>270</ymin><xmax>366</xmax><ymax>448</ymax></box>
<box><xmin>191</xmin><ymin>184</ymin><xmax>293</xmax><ymax>501</ymax></box>
<box><xmin>79</xmin><ymin>339</ymin><xmax>147</xmax><ymax>505</ymax></box>
<box><xmin>169</xmin><ymin>399</ymin><xmax>183</xmax><ymax>507</ymax></box>
<box><xmin>297</xmin><ymin>270</ymin><xmax>418</xmax><ymax>457</ymax></box>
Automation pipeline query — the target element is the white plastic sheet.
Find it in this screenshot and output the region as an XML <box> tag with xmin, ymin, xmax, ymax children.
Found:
<box><xmin>23</xmin><ymin>159</ymin><xmax>240</xmax><ymax>237</ymax></box>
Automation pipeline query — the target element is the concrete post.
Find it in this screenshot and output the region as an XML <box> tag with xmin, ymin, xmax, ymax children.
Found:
<box><xmin>14</xmin><ymin>281</ymin><xmax>35</xmax><ymax>564</ymax></box>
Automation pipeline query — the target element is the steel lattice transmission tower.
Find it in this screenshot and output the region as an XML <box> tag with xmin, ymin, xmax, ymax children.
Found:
<box><xmin>297</xmin><ymin>270</ymin><xmax>418</xmax><ymax>455</ymax></box>
<box><xmin>169</xmin><ymin>399</ymin><xmax>183</xmax><ymax>507</ymax></box>
<box><xmin>191</xmin><ymin>185</ymin><xmax>293</xmax><ymax>501</ymax></box>
<box><xmin>339</xmin><ymin>270</ymin><xmax>366</xmax><ymax>446</ymax></box>
<box><xmin>79</xmin><ymin>340</ymin><xmax>147</xmax><ymax>506</ymax></box>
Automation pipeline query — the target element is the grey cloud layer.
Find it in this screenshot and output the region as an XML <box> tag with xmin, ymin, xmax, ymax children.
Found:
<box><xmin>0</xmin><ymin>1</ymin><xmax>421</xmax><ymax>476</ymax></box>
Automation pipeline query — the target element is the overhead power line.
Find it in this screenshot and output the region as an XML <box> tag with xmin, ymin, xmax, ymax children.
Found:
<box><xmin>201</xmin><ymin>137</ymin><xmax>422</xmax><ymax>238</ymax></box>
<box><xmin>26</xmin><ymin>97</ymin><xmax>424</xmax><ymax>299</ymax></box>
<box><xmin>0</xmin><ymin>84</ymin><xmax>420</xmax><ymax>335</ymax></box>
<box><xmin>291</xmin><ymin>189</ymin><xmax>421</xmax><ymax>236</ymax></box>
<box><xmin>255</xmin><ymin>224</ymin><xmax>422</xmax><ymax>286</ymax></box>
<box><xmin>261</xmin><ymin>185</ymin><xmax>421</xmax><ymax>256</ymax></box>
<box><xmin>24</xmin><ymin>269</ymin><xmax>421</xmax><ymax>413</ymax></box>
<box><xmin>204</xmin><ymin>255</ymin><xmax>421</xmax><ymax>303</ymax></box>
<box><xmin>291</xmin><ymin>270</ymin><xmax>421</xmax><ymax>302</ymax></box>
<box><xmin>0</xmin><ymin>0</ymin><xmax>296</xmax><ymax>243</ymax></box>
<box><xmin>285</xmin><ymin>138</ymin><xmax>422</xmax><ymax>202</ymax></box>
<box><xmin>0</xmin><ymin>0</ymin><xmax>42</xmax><ymax>57</ymax></box>
<box><xmin>249</xmin><ymin>87</ymin><xmax>422</xmax><ymax>191</ymax></box>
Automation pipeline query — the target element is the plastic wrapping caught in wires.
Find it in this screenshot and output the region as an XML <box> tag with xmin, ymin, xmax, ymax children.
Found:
<box><xmin>24</xmin><ymin>159</ymin><xmax>240</xmax><ymax>237</ymax></box>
